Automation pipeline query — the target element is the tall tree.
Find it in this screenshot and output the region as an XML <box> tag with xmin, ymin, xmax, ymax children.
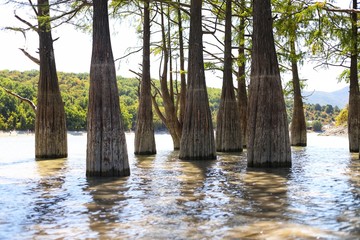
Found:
<box><xmin>177</xmin><ymin>0</ymin><xmax>187</xmax><ymax>127</ymax></box>
<box><xmin>216</xmin><ymin>0</ymin><xmax>242</xmax><ymax>152</ymax></box>
<box><xmin>308</xmin><ymin>1</ymin><xmax>359</xmax><ymax>152</ymax></box>
<box><xmin>348</xmin><ymin>0</ymin><xmax>359</xmax><ymax>152</ymax></box>
<box><xmin>179</xmin><ymin>0</ymin><xmax>216</xmax><ymax>160</ymax></box>
<box><xmin>289</xmin><ymin>34</ymin><xmax>307</xmax><ymax>146</ymax></box>
<box><xmin>36</xmin><ymin>0</ymin><xmax>67</xmax><ymax>158</ymax></box>
<box><xmin>273</xmin><ymin>0</ymin><xmax>307</xmax><ymax>146</ymax></box>
<box><xmin>86</xmin><ymin>0</ymin><xmax>130</xmax><ymax>177</ymax></box>
<box><xmin>152</xmin><ymin>2</ymin><xmax>182</xmax><ymax>150</ymax></box>
<box><xmin>134</xmin><ymin>0</ymin><xmax>156</xmax><ymax>155</ymax></box>
<box><xmin>236</xmin><ymin>0</ymin><xmax>248</xmax><ymax>148</ymax></box>
<box><xmin>247</xmin><ymin>0</ymin><xmax>291</xmax><ymax>167</ymax></box>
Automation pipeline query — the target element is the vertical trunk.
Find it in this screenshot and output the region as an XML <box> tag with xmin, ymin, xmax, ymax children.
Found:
<box><xmin>157</xmin><ymin>3</ymin><xmax>182</xmax><ymax>150</ymax></box>
<box><xmin>247</xmin><ymin>0</ymin><xmax>291</xmax><ymax>167</ymax></box>
<box><xmin>35</xmin><ymin>0</ymin><xmax>67</xmax><ymax>159</ymax></box>
<box><xmin>237</xmin><ymin>0</ymin><xmax>247</xmax><ymax>148</ymax></box>
<box><xmin>290</xmin><ymin>39</ymin><xmax>307</xmax><ymax>146</ymax></box>
<box><xmin>86</xmin><ymin>0</ymin><xmax>130</xmax><ymax>177</ymax></box>
<box><xmin>134</xmin><ymin>0</ymin><xmax>156</xmax><ymax>155</ymax></box>
<box><xmin>179</xmin><ymin>0</ymin><xmax>216</xmax><ymax>160</ymax></box>
<box><xmin>216</xmin><ymin>0</ymin><xmax>242</xmax><ymax>152</ymax></box>
<box><xmin>349</xmin><ymin>0</ymin><xmax>359</xmax><ymax>152</ymax></box>
<box><xmin>168</xmin><ymin>6</ymin><xmax>174</xmax><ymax>106</ymax></box>
<box><xmin>178</xmin><ymin>0</ymin><xmax>187</xmax><ymax>127</ymax></box>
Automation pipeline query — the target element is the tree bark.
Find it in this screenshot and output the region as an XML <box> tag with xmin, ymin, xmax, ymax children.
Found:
<box><xmin>153</xmin><ymin>3</ymin><xmax>182</xmax><ymax>150</ymax></box>
<box><xmin>134</xmin><ymin>0</ymin><xmax>156</xmax><ymax>155</ymax></box>
<box><xmin>216</xmin><ymin>0</ymin><xmax>242</xmax><ymax>152</ymax></box>
<box><xmin>237</xmin><ymin>0</ymin><xmax>247</xmax><ymax>148</ymax></box>
<box><xmin>349</xmin><ymin>0</ymin><xmax>359</xmax><ymax>152</ymax></box>
<box><xmin>179</xmin><ymin>0</ymin><xmax>216</xmax><ymax>160</ymax></box>
<box><xmin>35</xmin><ymin>0</ymin><xmax>67</xmax><ymax>159</ymax></box>
<box><xmin>247</xmin><ymin>0</ymin><xmax>291</xmax><ymax>167</ymax></box>
<box><xmin>290</xmin><ymin>39</ymin><xmax>307</xmax><ymax>146</ymax></box>
<box><xmin>178</xmin><ymin>0</ymin><xmax>187</xmax><ymax>127</ymax></box>
<box><xmin>86</xmin><ymin>0</ymin><xmax>130</xmax><ymax>177</ymax></box>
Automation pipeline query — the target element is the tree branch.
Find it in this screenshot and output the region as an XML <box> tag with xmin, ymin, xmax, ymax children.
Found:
<box><xmin>19</xmin><ymin>48</ymin><xmax>40</xmax><ymax>65</ymax></box>
<box><xmin>1</xmin><ymin>87</ymin><xmax>37</xmax><ymax>112</ymax></box>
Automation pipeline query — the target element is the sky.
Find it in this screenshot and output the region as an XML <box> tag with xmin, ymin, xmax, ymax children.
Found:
<box><xmin>0</xmin><ymin>1</ymin><xmax>351</xmax><ymax>92</ymax></box>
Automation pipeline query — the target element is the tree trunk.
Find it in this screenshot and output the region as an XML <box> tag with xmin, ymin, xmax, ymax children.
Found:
<box><xmin>35</xmin><ymin>0</ymin><xmax>67</xmax><ymax>159</ymax></box>
<box><xmin>237</xmin><ymin>0</ymin><xmax>247</xmax><ymax>148</ymax></box>
<box><xmin>178</xmin><ymin>0</ymin><xmax>187</xmax><ymax>127</ymax></box>
<box><xmin>349</xmin><ymin>0</ymin><xmax>359</xmax><ymax>153</ymax></box>
<box><xmin>290</xmin><ymin>39</ymin><xmax>307</xmax><ymax>146</ymax></box>
<box><xmin>134</xmin><ymin>0</ymin><xmax>156</xmax><ymax>155</ymax></box>
<box><xmin>156</xmin><ymin>3</ymin><xmax>182</xmax><ymax>150</ymax></box>
<box><xmin>247</xmin><ymin>0</ymin><xmax>291</xmax><ymax>167</ymax></box>
<box><xmin>179</xmin><ymin>0</ymin><xmax>216</xmax><ymax>160</ymax></box>
<box><xmin>86</xmin><ymin>0</ymin><xmax>130</xmax><ymax>177</ymax></box>
<box><xmin>216</xmin><ymin>0</ymin><xmax>242</xmax><ymax>152</ymax></box>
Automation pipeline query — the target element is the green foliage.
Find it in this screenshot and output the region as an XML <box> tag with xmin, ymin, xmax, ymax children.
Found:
<box><xmin>0</xmin><ymin>70</ymin><xmax>141</xmax><ymax>132</ymax></box>
<box><xmin>1</xmin><ymin>70</ymin><xmax>346</xmax><ymax>134</ymax></box>
<box><xmin>325</xmin><ymin>104</ymin><xmax>333</xmax><ymax>114</ymax></box>
<box><xmin>312</xmin><ymin>120</ymin><xmax>323</xmax><ymax>132</ymax></box>
<box><xmin>0</xmin><ymin>70</ymin><xmax>222</xmax><ymax>133</ymax></box>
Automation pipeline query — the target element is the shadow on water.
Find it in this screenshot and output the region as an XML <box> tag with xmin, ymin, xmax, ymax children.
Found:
<box><xmin>22</xmin><ymin>158</ymin><xmax>69</xmax><ymax>238</ymax></box>
<box><xmin>0</xmin><ymin>133</ymin><xmax>360</xmax><ymax>239</ymax></box>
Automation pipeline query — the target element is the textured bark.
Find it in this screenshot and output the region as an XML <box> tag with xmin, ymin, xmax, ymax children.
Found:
<box><xmin>349</xmin><ymin>0</ymin><xmax>359</xmax><ymax>153</ymax></box>
<box><xmin>134</xmin><ymin>0</ymin><xmax>156</xmax><ymax>155</ymax></box>
<box><xmin>35</xmin><ymin>0</ymin><xmax>67</xmax><ymax>159</ymax></box>
<box><xmin>237</xmin><ymin>0</ymin><xmax>247</xmax><ymax>148</ymax></box>
<box><xmin>216</xmin><ymin>0</ymin><xmax>242</xmax><ymax>152</ymax></box>
<box><xmin>179</xmin><ymin>0</ymin><xmax>216</xmax><ymax>160</ymax></box>
<box><xmin>247</xmin><ymin>0</ymin><xmax>291</xmax><ymax>167</ymax></box>
<box><xmin>290</xmin><ymin>40</ymin><xmax>307</xmax><ymax>146</ymax></box>
<box><xmin>86</xmin><ymin>0</ymin><xmax>130</xmax><ymax>177</ymax></box>
<box><xmin>154</xmin><ymin>4</ymin><xmax>182</xmax><ymax>150</ymax></box>
<box><xmin>178</xmin><ymin>0</ymin><xmax>187</xmax><ymax>127</ymax></box>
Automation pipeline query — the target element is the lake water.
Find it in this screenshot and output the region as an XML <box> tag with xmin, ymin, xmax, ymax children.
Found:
<box><xmin>0</xmin><ymin>132</ymin><xmax>359</xmax><ymax>239</ymax></box>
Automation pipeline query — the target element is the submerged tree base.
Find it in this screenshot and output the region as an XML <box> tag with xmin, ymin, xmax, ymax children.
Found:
<box><xmin>179</xmin><ymin>155</ymin><xmax>217</xmax><ymax>161</ymax></box>
<box><xmin>247</xmin><ymin>161</ymin><xmax>291</xmax><ymax>168</ymax></box>
<box><xmin>217</xmin><ymin>148</ymin><xmax>243</xmax><ymax>153</ymax></box>
<box><xmin>291</xmin><ymin>143</ymin><xmax>307</xmax><ymax>147</ymax></box>
<box><xmin>135</xmin><ymin>151</ymin><xmax>157</xmax><ymax>155</ymax></box>
<box><xmin>36</xmin><ymin>154</ymin><xmax>68</xmax><ymax>159</ymax></box>
<box><xmin>86</xmin><ymin>169</ymin><xmax>130</xmax><ymax>178</ymax></box>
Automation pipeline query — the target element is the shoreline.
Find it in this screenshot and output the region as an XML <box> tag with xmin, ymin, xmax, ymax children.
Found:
<box><xmin>0</xmin><ymin>126</ymin><xmax>348</xmax><ymax>138</ymax></box>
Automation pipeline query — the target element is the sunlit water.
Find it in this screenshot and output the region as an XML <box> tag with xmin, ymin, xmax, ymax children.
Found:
<box><xmin>0</xmin><ymin>132</ymin><xmax>359</xmax><ymax>239</ymax></box>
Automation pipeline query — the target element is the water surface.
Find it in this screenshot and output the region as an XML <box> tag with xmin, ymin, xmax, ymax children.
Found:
<box><xmin>0</xmin><ymin>132</ymin><xmax>359</xmax><ymax>239</ymax></box>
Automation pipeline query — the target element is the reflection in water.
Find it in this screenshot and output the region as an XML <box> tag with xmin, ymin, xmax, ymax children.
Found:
<box><xmin>0</xmin><ymin>133</ymin><xmax>359</xmax><ymax>239</ymax></box>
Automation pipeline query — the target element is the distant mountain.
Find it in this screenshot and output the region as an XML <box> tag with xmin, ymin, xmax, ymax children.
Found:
<box><xmin>302</xmin><ymin>86</ymin><xmax>349</xmax><ymax>109</ymax></box>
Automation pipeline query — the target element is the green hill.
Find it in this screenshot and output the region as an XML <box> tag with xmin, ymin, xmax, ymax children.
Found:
<box><xmin>0</xmin><ymin>70</ymin><xmax>340</xmax><ymax>132</ymax></box>
<box><xmin>0</xmin><ymin>70</ymin><xmax>220</xmax><ymax>131</ymax></box>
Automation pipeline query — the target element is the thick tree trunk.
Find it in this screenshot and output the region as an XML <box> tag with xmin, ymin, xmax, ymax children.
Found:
<box><xmin>290</xmin><ymin>40</ymin><xmax>307</xmax><ymax>146</ymax></box>
<box><xmin>35</xmin><ymin>0</ymin><xmax>67</xmax><ymax>159</ymax></box>
<box><xmin>86</xmin><ymin>0</ymin><xmax>130</xmax><ymax>177</ymax></box>
<box><xmin>216</xmin><ymin>0</ymin><xmax>242</xmax><ymax>152</ymax></box>
<box><xmin>179</xmin><ymin>0</ymin><xmax>216</xmax><ymax>160</ymax></box>
<box><xmin>349</xmin><ymin>0</ymin><xmax>359</xmax><ymax>153</ymax></box>
<box><xmin>247</xmin><ymin>0</ymin><xmax>291</xmax><ymax>167</ymax></box>
<box><xmin>237</xmin><ymin>0</ymin><xmax>247</xmax><ymax>148</ymax></box>
<box><xmin>134</xmin><ymin>0</ymin><xmax>156</xmax><ymax>155</ymax></box>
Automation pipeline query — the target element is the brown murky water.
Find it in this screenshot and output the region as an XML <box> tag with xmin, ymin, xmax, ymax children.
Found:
<box><xmin>0</xmin><ymin>132</ymin><xmax>359</xmax><ymax>239</ymax></box>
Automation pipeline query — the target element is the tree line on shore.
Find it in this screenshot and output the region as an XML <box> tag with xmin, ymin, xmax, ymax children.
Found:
<box><xmin>0</xmin><ymin>69</ymin><xmax>343</xmax><ymax>133</ymax></box>
<box><xmin>1</xmin><ymin>0</ymin><xmax>358</xmax><ymax>177</ymax></box>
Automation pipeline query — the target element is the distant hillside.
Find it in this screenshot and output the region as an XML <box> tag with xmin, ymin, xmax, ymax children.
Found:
<box><xmin>302</xmin><ymin>86</ymin><xmax>348</xmax><ymax>109</ymax></box>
